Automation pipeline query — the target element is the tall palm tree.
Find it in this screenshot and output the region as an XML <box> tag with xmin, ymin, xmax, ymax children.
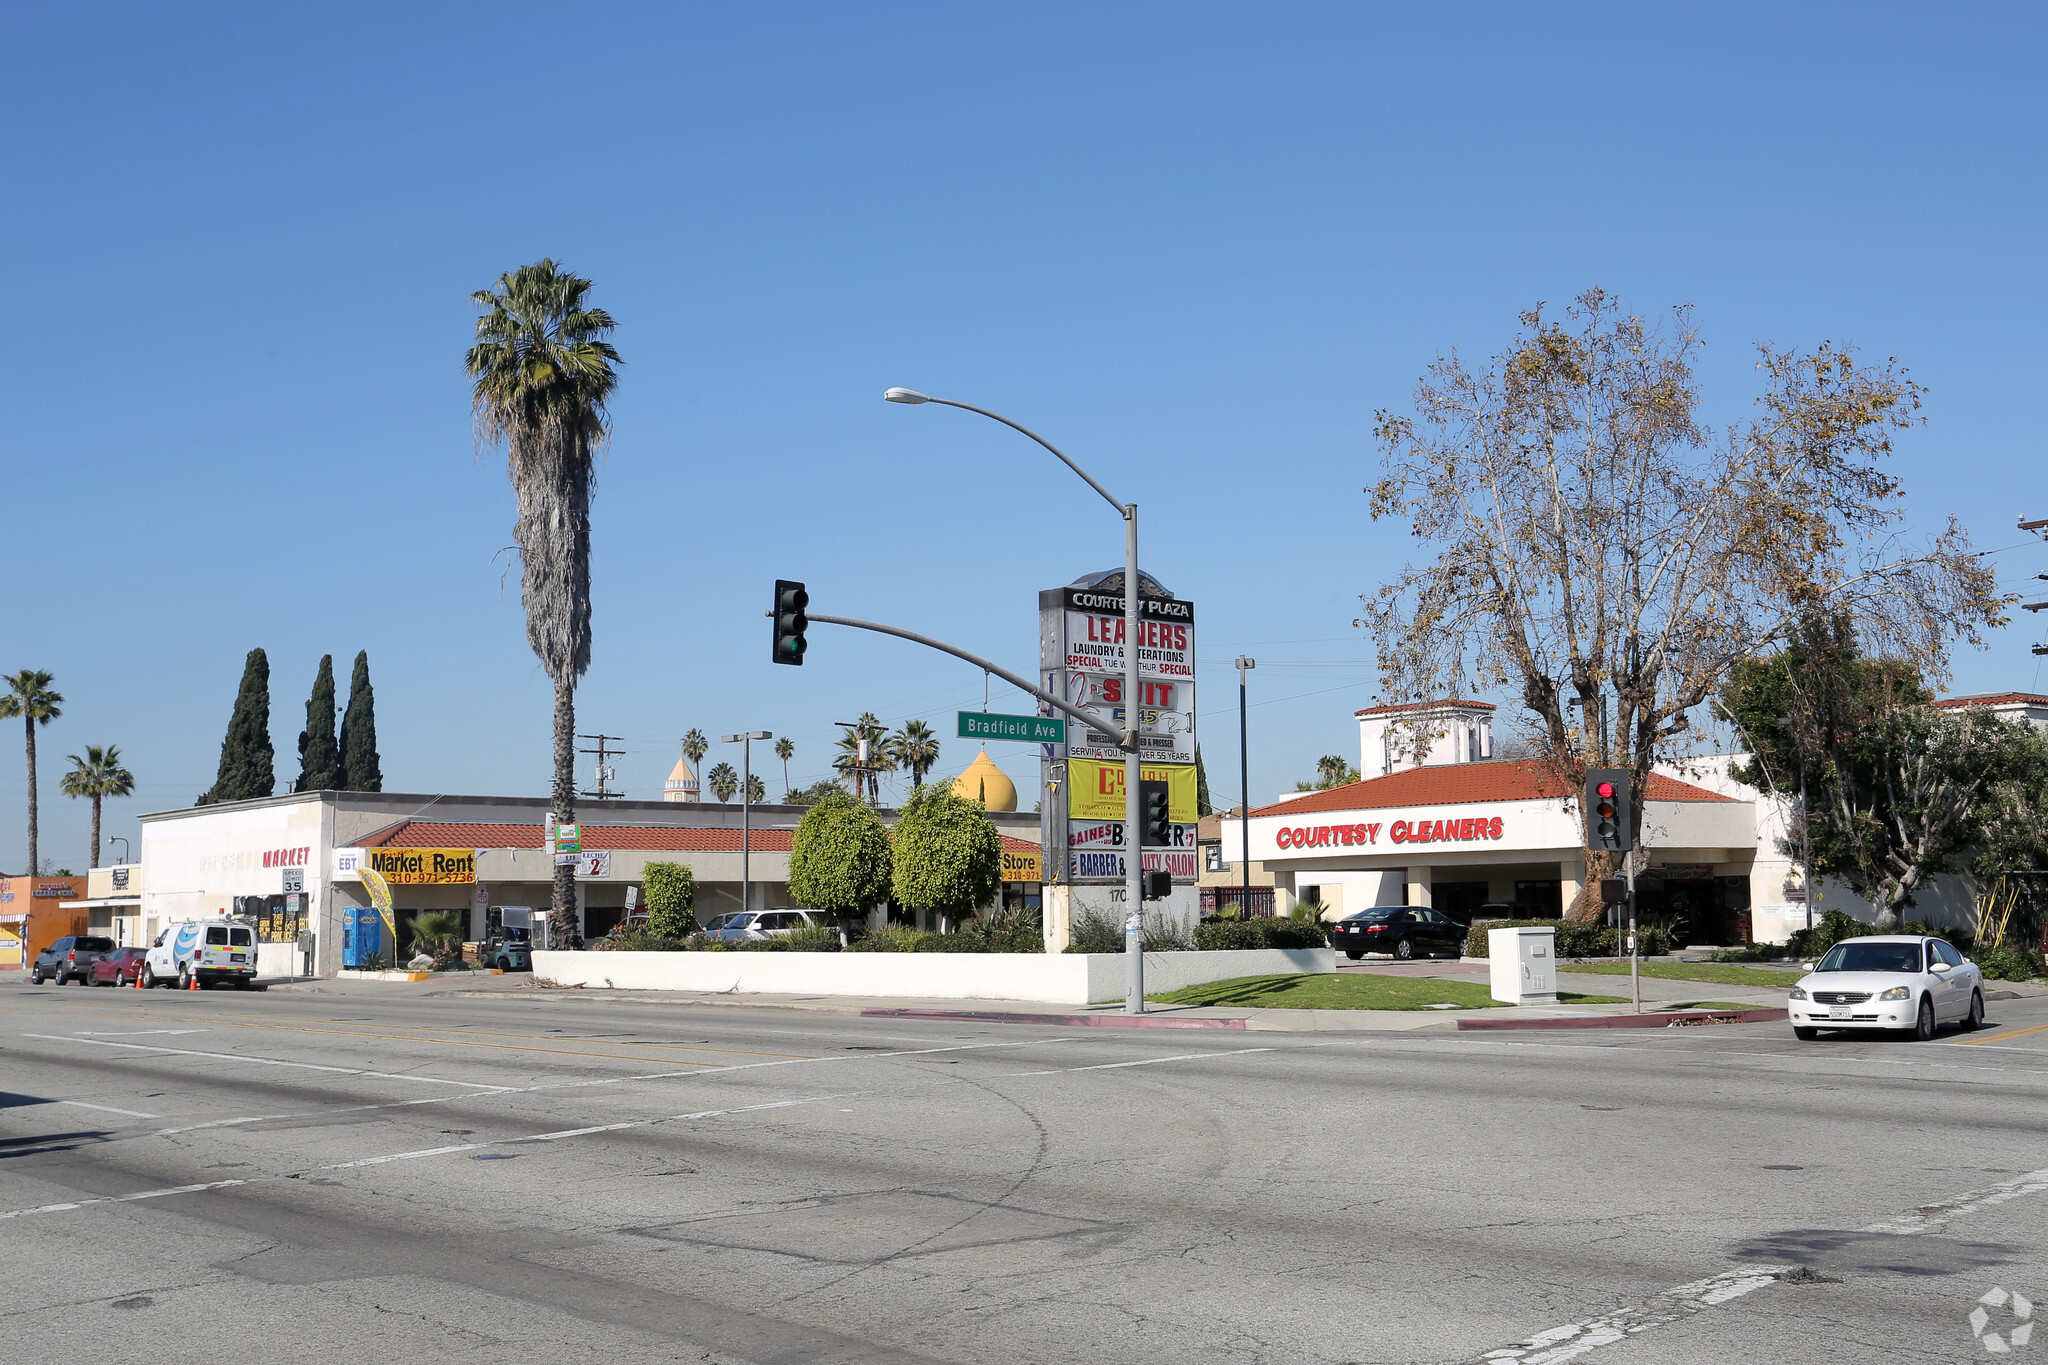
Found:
<box><xmin>707</xmin><ymin>762</ymin><xmax>739</xmax><ymax>803</ymax></box>
<box><xmin>891</xmin><ymin>719</ymin><xmax>940</xmax><ymax>790</ymax></box>
<box><xmin>1</xmin><ymin>671</ymin><xmax>63</xmax><ymax>875</ymax></box>
<box><xmin>683</xmin><ymin>728</ymin><xmax>708</xmax><ymax>780</ymax></box>
<box><xmin>832</xmin><ymin>713</ymin><xmax>894</xmax><ymax>803</ymax></box>
<box><xmin>773</xmin><ymin>737</ymin><xmax>794</xmax><ymax>799</ymax></box>
<box><xmin>60</xmin><ymin>744</ymin><xmax>134</xmax><ymax>868</ymax></box>
<box><xmin>467</xmin><ymin>261</ymin><xmax>621</xmax><ymax>934</ymax></box>
<box><xmin>743</xmin><ymin>772</ymin><xmax>766</xmax><ymax>804</ymax></box>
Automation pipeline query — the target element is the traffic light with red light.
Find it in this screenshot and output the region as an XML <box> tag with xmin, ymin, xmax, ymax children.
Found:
<box><xmin>1584</xmin><ymin>768</ymin><xmax>1633</xmax><ymax>853</ymax></box>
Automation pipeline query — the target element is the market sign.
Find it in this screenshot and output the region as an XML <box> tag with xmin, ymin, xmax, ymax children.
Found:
<box><xmin>960</xmin><ymin>711</ymin><xmax>1065</xmax><ymax>744</ymax></box>
<box><xmin>1066</xmin><ymin>758</ymin><xmax>1198</xmax><ymax>823</ymax></box>
<box><xmin>552</xmin><ymin>823</ymin><xmax>582</xmax><ymax>855</ymax></box>
<box><xmin>1001</xmin><ymin>847</ymin><xmax>1042</xmax><ymax>883</ymax></box>
<box><xmin>365</xmin><ymin>847</ymin><xmax>477</xmax><ymax>885</ymax></box>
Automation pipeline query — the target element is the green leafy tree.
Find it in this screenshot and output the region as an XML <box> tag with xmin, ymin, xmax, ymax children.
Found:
<box><xmin>890</xmin><ymin>782</ymin><xmax>1004</xmax><ymax>925</ymax></box>
<box><xmin>202</xmin><ymin>649</ymin><xmax>274</xmax><ymax>804</ymax></box>
<box><xmin>60</xmin><ymin>743</ymin><xmax>134</xmax><ymax>868</ymax></box>
<box><xmin>783</xmin><ymin>779</ymin><xmax>842</xmax><ymax>808</ymax></box>
<box><xmin>641</xmin><ymin>861</ymin><xmax>698</xmax><ymax>937</ymax></box>
<box><xmin>295</xmin><ymin>654</ymin><xmax>343</xmax><ymax>792</ymax></box>
<box><xmin>339</xmin><ymin>651</ymin><xmax>382</xmax><ymax>791</ymax></box>
<box><xmin>773</xmin><ymin>736</ymin><xmax>794</xmax><ymax>798</ymax></box>
<box><xmin>467</xmin><ymin>259</ymin><xmax>621</xmax><ymax>931</ymax></box>
<box><xmin>788</xmin><ymin>789</ymin><xmax>892</xmax><ymax>924</ymax></box>
<box><xmin>891</xmin><ymin>720</ymin><xmax>940</xmax><ymax>790</ymax></box>
<box><xmin>0</xmin><ymin>669</ymin><xmax>61</xmax><ymax>876</ymax></box>
<box><xmin>1722</xmin><ymin>619</ymin><xmax>2048</xmax><ymax>926</ymax></box>
<box><xmin>707</xmin><ymin>762</ymin><xmax>738</xmax><ymax>802</ymax></box>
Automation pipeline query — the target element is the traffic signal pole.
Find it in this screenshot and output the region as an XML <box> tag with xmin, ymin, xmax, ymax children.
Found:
<box><xmin>1123</xmin><ymin>503</ymin><xmax>1145</xmax><ymax>1014</ymax></box>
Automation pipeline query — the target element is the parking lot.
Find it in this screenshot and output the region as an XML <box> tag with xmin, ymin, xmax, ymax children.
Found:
<box><xmin>5</xmin><ymin>977</ymin><xmax>2047</xmax><ymax>1363</ymax></box>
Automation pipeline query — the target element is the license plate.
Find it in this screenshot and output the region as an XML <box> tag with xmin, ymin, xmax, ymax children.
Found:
<box><xmin>1828</xmin><ymin>1005</ymin><xmax>1852</xmax><ymax>1019</ymax></box>
<box><xmin>231</xmin><ymin>953</ymin><xmax>245</xmax><ymax>963</ymax></box>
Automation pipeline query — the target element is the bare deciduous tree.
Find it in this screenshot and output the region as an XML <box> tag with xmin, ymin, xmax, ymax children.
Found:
<box><xmin>1363</xmin><ymin>290</ymin><xmax>2005</xmax><ymax>918</ymax></box>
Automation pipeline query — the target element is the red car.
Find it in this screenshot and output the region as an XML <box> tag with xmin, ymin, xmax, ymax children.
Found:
<box><xmin>91</xmin><ymin>946</ymin><xmax>149</xmax><ymax>986</ymax></box>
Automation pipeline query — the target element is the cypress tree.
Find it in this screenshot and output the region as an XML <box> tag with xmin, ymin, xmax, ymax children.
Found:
<box><xmin>1195</xmin><ymin>743</ymin><xmax>1213</xmax><ymax>817</ymax></box>
<box><xmin>295</xmin><ymin>655</ymin><xmax>342</xmax><ymax>792</ymax></box>
<box><xmin>339</xmin><ymin>650</ymin><xmax>382</xmax><ymax>792</ymax></box>
<box><xmin>202</xmin><ymin>648</ymin><xmax>275</xmax><ymax>804</ymax></box>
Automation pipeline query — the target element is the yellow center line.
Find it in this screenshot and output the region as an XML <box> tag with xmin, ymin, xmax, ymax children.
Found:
<box><xmin>11</xmin><ymin>1004</ymin><xmax>814</xmax><ymax>1062</ymax></box>
<box><xmin>1956</xmin><ymin>1022</ymin><xmax>2048</xmax><ymax>1047</ymax></box>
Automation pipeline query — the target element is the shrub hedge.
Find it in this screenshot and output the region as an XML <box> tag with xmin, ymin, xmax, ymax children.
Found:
<box><xmin>1192</xmin><ymin>918</ymin><xmax>1329</xmax><ymax>951</ymax></box>
<box><xmin>1462</xmin><ymin>919</ymin><xmax>1671</xmax><ymax>959</ymax></box>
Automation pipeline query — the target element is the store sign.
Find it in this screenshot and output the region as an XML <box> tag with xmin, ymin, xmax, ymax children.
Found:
<box><xmin>1271</xmin><ymin>814</ymin><xmax>1507</xmax><ymax>851</ymax></box>
<box><xmin>334</xmin><ymin>847</ymin><xmax>365</xmax><ymax>879</ymax></box>
<box><xmin>574</xmin><ymin>851</ymin><xmax>612</xmax><ymax>878</ymax></box>
<box><xmin>32</xmin><ymin>881</ymin><xmax>75</xmax><ymax>898</ymax></box>
<box><xmin>365</xmin><ymin>847</ymin><xmax>477</xmax><ymax>885</ymax></box>
<box><xmin>1067</xmin><ymin>758</ymin><xmax>1198</xmax><ymax>822</ymax></box>
<box><xmin>1001</xmin><ymin>847</ymin><xmax>1042</xmax><ymax>882</ymax></box>
<box><xmin>552</xmin><ymin>823</ymin><xmax>582</xmax><ymax>855</ymax></box>
<box><xmin>1061</xmin><ymin>605</ymin><xmax>1195</xmax><ymax>681</ymax></box>
<box><xmin>1068</xmin><ymin>819</ymin><xmax>1198</xmax><ymax>850</ymax></box>
<box><xmin>1061</xmin><ymin>672</ymin><xmax>1196</xmax><ymax>762</ymax></box>
<box><xmin>1068</xmin><ymin>847</ymin><xmax>1198</xmax><ymax>882</ymax></box>
<box><xmin>111</xmin><ymin>867</ymin><xmax>130</xmax><ymax>891</ymax></box>
<box><xmin>261</xmin><ymin>846</ymin><xmax>312</xmax><ymax>868</ymax></box>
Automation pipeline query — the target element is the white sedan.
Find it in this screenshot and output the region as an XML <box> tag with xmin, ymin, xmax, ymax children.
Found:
<box><xmin>1787</xmin><ymin>934</ymin><xmax>1985</xmax><ymax>1041</ymax></box>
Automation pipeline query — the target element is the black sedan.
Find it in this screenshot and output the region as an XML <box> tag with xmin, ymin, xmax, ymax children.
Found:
<box><xmin>1329</xmin><ymin>908</ymin><xmax>1465</xmax><ymax>961</ymax></box>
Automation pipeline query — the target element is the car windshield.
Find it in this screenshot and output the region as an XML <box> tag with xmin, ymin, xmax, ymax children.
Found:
<box><xmin>1344</xmin><ymin>911</ymin><xmax>1393</xmax><ymax>922</ymax></box>
<box><xmin>1816</xmin><ymin>942</ymin><xmax>1924</xmax><ymax>973</ymax></box>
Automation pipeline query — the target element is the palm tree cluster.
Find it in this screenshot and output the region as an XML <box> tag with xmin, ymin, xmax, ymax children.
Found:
<box><xmin>707</xmin><ymin>762</ymin><xmax>739</xmax><ymax>803</ymax></box>
<box><xmin>831</xmin><ymin>714</ymin><xmax>941</xmax><ymax>804</ymax></box>
<box><xmin>3</xmin><ymin>669</ymin><xmax>136</xmax><ymax>873</ymax></box>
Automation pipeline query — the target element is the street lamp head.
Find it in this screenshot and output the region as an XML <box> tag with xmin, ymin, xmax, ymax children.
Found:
<box><xmin>722</xmin><ymin>731</ymin><xmax>772</xmax><ymax>743</ymax></box>
<box><xmin>883</xmin><ymin>387</ymin><xmax>930</xmax><ymax>405</ymax></box>
<box><xmin>1235</xmin><ymin>656</ymin><xmax>1256</xmax><ymax>670</ymax></box>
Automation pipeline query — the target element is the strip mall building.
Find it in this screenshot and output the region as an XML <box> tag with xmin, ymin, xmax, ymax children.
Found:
<box><xmin>1230</xmin><ymin>700</ymin><xmax>1793</xmax><ymax>944</ymax></box>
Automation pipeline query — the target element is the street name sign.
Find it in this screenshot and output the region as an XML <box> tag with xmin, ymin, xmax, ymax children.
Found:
<box><xmin>959</xmin><ymin>711</ymin><xmax>1065</xmax><ymax>744</ymax></box>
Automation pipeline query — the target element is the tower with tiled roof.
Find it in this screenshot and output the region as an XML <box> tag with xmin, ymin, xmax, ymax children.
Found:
<box><xmin>663</xmin><ymin>749</ymin><xmax>701</xmax><ymax>803</ymax></box>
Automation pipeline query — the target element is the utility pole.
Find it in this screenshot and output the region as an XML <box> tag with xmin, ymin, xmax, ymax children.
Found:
<box><xmin>1236</xmin><ymin>656</ymin><xmax>1256</xmax><ymax>917</ymax></box>
<box><xmin>578</xmin><ymin>733</ymin><xmax>625</xmax><ymax>800</ymax></box>
<box><xmin>2023</xmin><ymin>516</ymin><xmax>2048</xmax><ymax>655</ymax></box>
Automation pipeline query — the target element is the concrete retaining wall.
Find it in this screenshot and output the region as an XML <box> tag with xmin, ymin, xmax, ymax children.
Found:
<box><xmin>530</xmin><ymin>947</ymin><xmax>1331</xmax><ymax>1004</ymax></box>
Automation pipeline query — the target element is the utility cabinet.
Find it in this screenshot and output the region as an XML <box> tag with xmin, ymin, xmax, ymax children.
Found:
<box><xmin>1489</xmin><ymin>925</ymin><xmax>1558</xmax><ymax>1005</ymax></box>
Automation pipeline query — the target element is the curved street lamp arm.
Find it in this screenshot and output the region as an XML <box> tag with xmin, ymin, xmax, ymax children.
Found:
<box><xmin>808</xmin><ymin>613</ymin><xmax>1129</xmax><ymax>750</ymax></box>
<box><xmin>920</xmin><ymin>396</ymin><xmax>1127</xmax><ymax>518</ymax></box>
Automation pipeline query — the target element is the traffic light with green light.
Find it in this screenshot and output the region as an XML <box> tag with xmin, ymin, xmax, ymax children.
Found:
<box><xmin>772</xmin><ymin>580</ymin><xmax>808</xmax><ymax>666</ymax></box>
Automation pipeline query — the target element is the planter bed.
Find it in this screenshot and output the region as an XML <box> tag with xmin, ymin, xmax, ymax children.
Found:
<box><xmin>531</xmin><ymin>947</ymin><xmax>1332</xmax><ymax>1004</ymax></box>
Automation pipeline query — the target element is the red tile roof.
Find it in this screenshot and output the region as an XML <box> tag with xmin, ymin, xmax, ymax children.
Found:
<box><xmin>1354</xmin><ymin>698</ymin><xmax>1496</xmax><ymax>717</ymax></box>
<box><xmin>1246</xmin><ymin>761</ymin><xmax>1734</xmax><ymax>818</ymax></box>
<box><xmin>1934</xmin><ymin>692</ymin><xmax>2048</xmax><ymax>709</ymax></box>
<box><xmin>360</xmin><ymin>820</ymin><xmax>1039</xmax><ymax>855</ymax></box>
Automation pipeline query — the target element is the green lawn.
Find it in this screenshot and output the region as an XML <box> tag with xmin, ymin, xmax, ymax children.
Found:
<box><xmin>1148</xmin><ymin>973</ymin><xmax>1627</xmax><ymax>1011</ymax></box>
<box><xmin>1557</xmin><ymin>961</ymin><xmax>1803</xmax><ymax>988</ymax></box>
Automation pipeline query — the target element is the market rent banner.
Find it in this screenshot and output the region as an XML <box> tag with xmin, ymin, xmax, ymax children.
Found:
<box><xmin>1066</xmin><ymin>758</ymin><xmax>1199</xmax><ymax>823</ymax></box>
<box><xmin>366</xmin><ymin>847</ymin><xmax>477</xmax><ymax>885</ymax></box>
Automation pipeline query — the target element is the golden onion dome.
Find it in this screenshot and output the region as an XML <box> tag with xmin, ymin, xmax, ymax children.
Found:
<box><xmin>950</xmin><ymin>749</ymin><xmax>1017</xmax><ymax>811</ymax></box>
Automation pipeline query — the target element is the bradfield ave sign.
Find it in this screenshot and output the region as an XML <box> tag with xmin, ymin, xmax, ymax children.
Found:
<box><xmin>960</xmin><ymin>711</ymin><xmax>1065</xmax><ymax>744</ymax></box>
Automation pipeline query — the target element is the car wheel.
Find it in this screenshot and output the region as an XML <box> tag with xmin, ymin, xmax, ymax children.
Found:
<box><xmin>1907</xmin><ymin>997</ymin><xmax>1935</xmax><ymax>1041</ymax></box>
<box><xmin>1961</xmin><ymin>990</ymin><xmax>1984</xmax><ymax>1033</ymax></box>
<box><xmin>177</xmin><ymin>966</ymin><xmax>191</xmax><ymax>991</ymax></box>
<box><xmin>1792</xmin><ymin>1026</ymin><xmax>1819</xmax><ymax>1041</ymax></box>
<box><xmin>1394</xmin><ymin>938</ymin><xmax>1415</xmax><ymax>961</ymax></box>
<box><xmin>30</xmin><ymin>966</ymin><xmax>44</xmax><ymax>984</ymax></box>
<box><xmin>141</xmin><ymin>964</ymin><xmax>156</xmax><ymax>988</ymax></box>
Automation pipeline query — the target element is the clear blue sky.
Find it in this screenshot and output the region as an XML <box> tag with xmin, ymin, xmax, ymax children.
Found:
<box><xmin>4</xmin><ymin>3</ymin><xmax>2045</xmax><ymax>872</ymax></box>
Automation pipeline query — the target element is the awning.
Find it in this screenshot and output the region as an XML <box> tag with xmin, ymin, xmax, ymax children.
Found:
<box><xmin>0</xmin><ymin>912</ymin><xmax>28</xmax><ymax>924</ymax></box>
<box><xmin>58</xmin><ymin>898</ymin><xmax>143</xmax><ymax>910</ymax></box>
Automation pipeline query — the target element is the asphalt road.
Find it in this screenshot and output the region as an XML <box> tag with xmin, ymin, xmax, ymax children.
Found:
<box><xmin>5</xmin><ymin>978</ymin><xmax>2046</xmax><ymax>1364</ymax></box>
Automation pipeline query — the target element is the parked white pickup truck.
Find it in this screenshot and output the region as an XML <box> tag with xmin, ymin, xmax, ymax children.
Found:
<box><xmin>144</xmin><ymin>918</ymin><xmax>262</xmax><ymax>990</ymax></box>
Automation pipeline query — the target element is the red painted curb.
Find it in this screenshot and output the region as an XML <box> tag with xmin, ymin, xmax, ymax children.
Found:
<box><xmin>1457</xmin><ymin>1007</ymin><xmax>1788</xmax><ymax>1032</ymax></box>
<box><xmin>861</xmin><ymin>1007</ymin><xmax>1247</xmax><ymax>1030</ymax></box>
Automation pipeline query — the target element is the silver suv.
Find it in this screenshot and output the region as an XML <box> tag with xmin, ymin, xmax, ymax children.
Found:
<box><xmin>705</xmin><ymin>909</ymin><xmax>821</xmax><ymax>942</ymax></box>
<box><xmin>31</xmin><ymin>935</ymin><xmax>116</xmax><ymax>986</ymax></box>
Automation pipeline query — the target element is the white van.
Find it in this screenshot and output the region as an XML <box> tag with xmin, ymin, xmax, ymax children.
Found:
<box><xmin>144</xmin><ymin>918</ymin><xmax>262</xmax><ymax>990</ymax></box>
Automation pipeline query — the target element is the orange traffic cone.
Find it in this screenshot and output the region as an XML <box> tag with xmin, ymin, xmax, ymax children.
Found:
<box><xmin>187</xmin><ymin>972</ymin><xmax>200</xmax><ymax>991</ymax></box>
<box><xmin>133</xmin><ymin>972</ymin><xmax>143</xmax><ymax>989</ymax></box>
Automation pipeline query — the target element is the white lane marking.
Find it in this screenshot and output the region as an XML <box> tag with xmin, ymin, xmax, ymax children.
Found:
<box><xmin>1861</xmin><ymin>1167</ymin><xmax>2048</xmax><ymax>1235</ymax></box>
<box><xmin>0</xmin><ymin>1179</ymin><xmax>249</xmax><ymax>1222</ymax></box>
<box><xmin>23</xmin><ymin>1034</ymin><xmax>518</xmax><ymax>1092</ymax></box>
<box><xmin>1471</xmin><ymin>1265</ymin><xmax>1791</xmax><ymax>1363</ymax></box>
<box><xmin>57</xmin><ymin>1100</ymin><xmax>160</xmax><ymax>1118</ymax></box>
<box><xmin>74</xmin><ymin>1029</ymin><xmax>209</xmax><ymax>1036</ymax></box>
<box><xmin>1005</xmin><ymin>1047</ymin><xmax>1276</xmax><ymax>1077</ymax></box>
<box><xmin>318</xmin><ymin>1095</ymin><xmax>848</xmax><ymax>1169</ymax></box>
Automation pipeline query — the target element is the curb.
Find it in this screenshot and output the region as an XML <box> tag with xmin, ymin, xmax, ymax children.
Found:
<box><xmin>861</xmin><ymin>1007</ymin><xmax>1247</xmax><ymax>1030</ymax></box>
<box><xmin>1457</xmin><ymin>1007</ymin><xmax>1788</xmax><ymax>1032</ymax></box>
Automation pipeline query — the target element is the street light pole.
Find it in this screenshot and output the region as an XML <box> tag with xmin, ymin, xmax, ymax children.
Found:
<box><xmin>1235</xmin><ymin>656</ymin><xmax>1255</xmax><ymax>917</ymax></box>
<box><xmin>722</xmin><ymin>731</ymin><xmax>771</xmax><ymax>917</ymax></box>
<box><xmin>886</xmin><ymin>387</ymin><xmax>1149</xmax><ymax>1014</ymax></box>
